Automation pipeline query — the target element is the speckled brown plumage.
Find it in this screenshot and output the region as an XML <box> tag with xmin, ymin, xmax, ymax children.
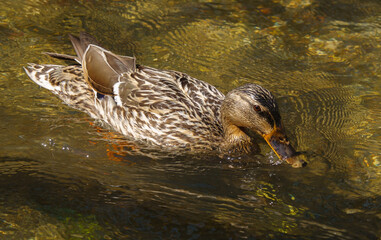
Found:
<box><xmin>24</xmin><ymin>32</ymin><xmax>306</xmax><ymax>167</ymax></box>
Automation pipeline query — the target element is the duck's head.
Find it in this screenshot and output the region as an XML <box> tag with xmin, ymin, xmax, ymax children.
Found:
<box><xmin>221</xmin><ymin>84</ymin><xmax>306</xmax><ymax>168</ymax></box>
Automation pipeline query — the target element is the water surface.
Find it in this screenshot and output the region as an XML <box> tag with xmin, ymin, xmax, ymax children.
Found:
<box><xmin>0</xmin><ymin>0</ymin><xmax>380</xmax><ymax>239</ymax></box>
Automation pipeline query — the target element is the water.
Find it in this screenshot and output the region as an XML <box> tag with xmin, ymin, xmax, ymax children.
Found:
<box><xmin>0</xmin><ymin>0</ymin><xmax>380</xmax><ymax>239</ymax></box>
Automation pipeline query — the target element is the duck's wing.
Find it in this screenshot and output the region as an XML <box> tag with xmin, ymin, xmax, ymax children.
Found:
<box><xmin>81</xmin><ymin>44</ymin><xmax>224</xmax><ymax>116</ymax></box>
<box><xmin>81</xmin><ymin>44</ymin><xmax>136</xmax><ymax>96</ymax></box>
<box><xmin>43</xmin><ymin>32</ymin><xmax>136</xmax><ymax>96</ymax></box>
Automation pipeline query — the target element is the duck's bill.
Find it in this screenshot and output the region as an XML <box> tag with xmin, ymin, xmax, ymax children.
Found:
<box><xmin>263</xmin><ymin>128</ymin><xmax>307</xmax><ymax>168</ymax></box>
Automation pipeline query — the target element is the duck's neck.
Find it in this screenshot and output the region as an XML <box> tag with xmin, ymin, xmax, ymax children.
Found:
<box><xmin>221</xmin><ymin>118</ymin><xmax>254</xmax><ymax>154</ymax></box>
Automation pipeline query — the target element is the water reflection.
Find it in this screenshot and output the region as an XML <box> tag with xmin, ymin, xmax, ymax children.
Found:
<box><xmin>0</xmin><ymin>0</ymin><xmax>380</xmax><ymax>238</ymax></box>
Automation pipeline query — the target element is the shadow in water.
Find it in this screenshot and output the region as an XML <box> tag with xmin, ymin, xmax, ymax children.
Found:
<box><xmin>0</xmin><ymin>156</ymin><xmax>380</xmax><ymax>239</ymax></box>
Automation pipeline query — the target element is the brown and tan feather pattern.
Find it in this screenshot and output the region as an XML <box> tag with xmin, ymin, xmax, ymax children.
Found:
<box><xmin>24</xmin><ymin>33</ymin><xmax>306</xmax><ymax>167</ymax></box>
<box><xmin>24</xmin><ymin>58</ymin><xmax>224</xmax><ymax>151</ymax></box>
<box><xmin>93</xmin><ymin>65</ymin><xmax>225</xmax><ymax>151</ymax></box>
<box><xmin>25</xmin><ymin>64</ymin><xmax>96</xmax><ymax>114</ymax></box>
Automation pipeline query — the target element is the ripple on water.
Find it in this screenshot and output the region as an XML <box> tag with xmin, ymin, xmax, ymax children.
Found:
<box><xmin>1</xmin><ymin>0</ymin><xmax>381</xmax><ymax>239</ymax></box>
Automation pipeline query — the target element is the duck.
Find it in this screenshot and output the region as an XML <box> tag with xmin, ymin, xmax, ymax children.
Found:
<box><xmin>24</xmin><ymin>32</ymin><xmax>306</xmax><ymax>168</ymax></box>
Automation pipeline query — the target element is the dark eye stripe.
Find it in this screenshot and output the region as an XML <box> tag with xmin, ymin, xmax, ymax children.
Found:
<box><xmin>259</xmin><ymin>111</ymin><xmax>274</xmax><ymax>127</ymax></box>
<box><xmin>242</xmin><ymin>97</ymin><xmax>276</xmax><ymax>127</ymax></box>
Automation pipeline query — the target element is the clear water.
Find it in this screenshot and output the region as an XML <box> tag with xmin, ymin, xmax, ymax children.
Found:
<box><xmin>0</xmin><ymin>0</ymin><xmax>380</xmax><ymax>239</ymax></box>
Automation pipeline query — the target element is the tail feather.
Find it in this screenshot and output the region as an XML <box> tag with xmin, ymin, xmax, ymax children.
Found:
<box><xmin>69</xmin><ymin>32</ymin><xmax>100</xmax><ymax>62</ymax></box>
<box><xmin>24</xmin><ymin>63</ymin><xmax>62</xmax><ymax>92</ymax></box>
<box><xmin>43</xmin><ymin>52</ymin><xmax>78</xmax><ymax>62</ymax></box>
<box><xmin>42</xmin><ymin>32</ymin><xmax>100</xmax><ymax>63</ymax></box>
<box><xmin>24</xmin><ymin>63</ymin><xmax>97</xmax><ymax>115</ymax></box>
<box><xmin>23</xmin><ymin>33</ymin><xmax>116</xmax><ymax>118</ymax></box>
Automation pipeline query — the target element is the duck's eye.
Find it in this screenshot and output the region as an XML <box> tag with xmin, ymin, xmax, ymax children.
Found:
<box><xmin>253</xmin><ymin>105</ymin><xmax>262</xmax><ymax>112</ymax></box>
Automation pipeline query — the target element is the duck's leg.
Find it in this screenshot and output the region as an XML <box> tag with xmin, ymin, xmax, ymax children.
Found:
<box><xmin>86</xmin><ymin>120</ymin><xmax>138</xmax><ymax>165</ymax></box>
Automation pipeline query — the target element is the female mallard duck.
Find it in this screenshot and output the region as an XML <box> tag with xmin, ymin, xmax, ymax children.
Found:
<box><xmin>24</xmin><ymin>32</ymin><xmax>306</xmax><ymax>167</ymax></box>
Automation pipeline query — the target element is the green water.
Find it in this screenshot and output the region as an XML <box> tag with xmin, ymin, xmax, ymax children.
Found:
<box><xmin>0</xmin><ymin>0</ymin><xmax>380</xmax><ymax>239</ymax></box>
